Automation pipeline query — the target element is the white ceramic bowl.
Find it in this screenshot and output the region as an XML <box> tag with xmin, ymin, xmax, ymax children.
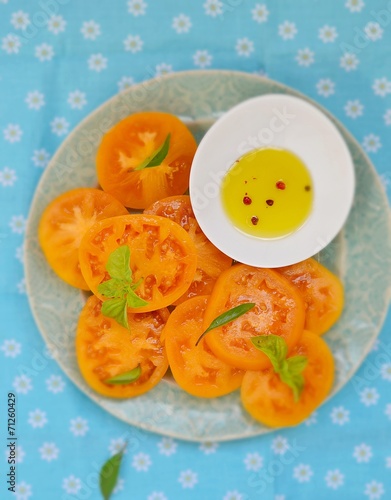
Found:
<box><xmin>189</xmin><ymin>93</ymin><xmax>355</xmax><ymax>267</ymax></box>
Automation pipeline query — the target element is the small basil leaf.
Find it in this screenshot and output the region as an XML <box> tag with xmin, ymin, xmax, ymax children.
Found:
<box><xmin>195</xmin><ymin>303</ymin><xmax>255</xmax><ymax>346</ymax></box>
<box><xmin>131</xmin><ymin>278</ymin><xmax>143</xmax><ymax>290</ymax></box>
<box><xmin>98</xmin><ymin>278</ymin><xmax>126</xmax><ymax>299</ymax></box>
<box><xmin>278</xmin><ymin>359</ymin><xmax>290</xmax><ymax>377</ymax></box>
<box><xmin>105</xmin><ymin>365</ymin><xmax>141</xmax><ymax>385</ymax></box>
<box><xmin>101</xmin><ymin>298</ymin><xmax>128</xmax><ymax>329</ymax></box>
<box><xmin>135</xmin><ymin>133</ymin><xmax>171</xmax><ymax>170</ymax></box>
<box><xmin>279</xmin><ymin>370</ymin><xmax>305</xmax><ymax>403</ymax></box>
<box><xmin>252</xmin><ymin>335</ymin><xmax>308</xmax><ymax>402</ymax></box>
<box><xmin>126</xmin><ymin>287</ymin><xmax>149</xmax><ymax>308</ymax></box>
<box><xmin>99</xmin><ymin>448</ymin><xmax>125</xmax><ymax>500</ymax></box>
<box><xmin>286</xmin><ymin>355</ymin><xmax>308</xmax><ymax>375</ymax></box>
<box><xmin>251</xmin><ymin>334</ymin><xmax>288</xmax><ymax>371</ymax></box>
<box><xmin>106</xmin><ymin>246</ymin><xmax>131</xmax><ymax>282</ymax></box>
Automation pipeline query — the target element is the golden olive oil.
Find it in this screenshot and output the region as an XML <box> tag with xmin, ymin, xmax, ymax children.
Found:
<box><xmin>221</xmin><ymin>148</ymin><xmax>313</xmax><ymax>238</ymax></box>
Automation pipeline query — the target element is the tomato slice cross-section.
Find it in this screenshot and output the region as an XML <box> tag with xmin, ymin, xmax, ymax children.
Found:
<box><xmin>76</xmin><ymin>295</ymin><xmax>170</xmax><ymax>398</ymax></box>
<box><xmin>38</xmin><ymin>188</ymin><xmax>128</xmax><ymax>289</ymax></box>
<box><xmin>79</xmin><ymin>214</ymin><xmax>198</xmax><ymax>311</ymax></box>
<box><xmin>203</xmin><ymin>264</ymin><xmax>305</xmax><ymax>370</ymax></box>
<box><xmin>241</xmin><ymin>330</ymin><xmax>334</xmax><ymax>427</ymax></box>
<box><xmin>97</xmin><ymin>112</ymin><xmax>197</xmax><ymax>209</ymax></box>
<box><xmin>163</xmin><ymin>296</ymin><xmax>244</xmax><ymax>398</ymax></box>
<box><xmin>144</xmin><ymin>195</ymin><xmax>232</xmax><ymax>303</ymax></box>
<box><xmin>277</xmin><ymin>258</ymin><xmax>344</xmax><ymax>335</ymax></box>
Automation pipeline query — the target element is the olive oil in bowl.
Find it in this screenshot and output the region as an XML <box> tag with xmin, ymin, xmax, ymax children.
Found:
<box><xmin>221</xmin><ymin>148</ymin><xmax>313</xmax><ymax>239</ymax></box>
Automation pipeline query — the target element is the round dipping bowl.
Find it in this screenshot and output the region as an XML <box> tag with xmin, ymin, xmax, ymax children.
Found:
<box><xmin>189</xmin><ymin>94</ymin><xmax>355</xmax><ymax>268</ymax></box>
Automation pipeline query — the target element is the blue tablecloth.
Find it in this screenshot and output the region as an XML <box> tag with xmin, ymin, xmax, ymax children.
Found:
<box><xmin>1</xmin><ymin>1</ymin><xmax>390</xmax><ymax>499</ymax></box>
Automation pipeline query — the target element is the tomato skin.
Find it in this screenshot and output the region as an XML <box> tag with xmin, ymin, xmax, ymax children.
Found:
<box><xmin>203</xmin><ymin>264</ymin><xmax>305</xmax><ymax>371</ymax></box>
<box><xmin>163</xmin><ymin>296</ymin><xmax>244</xmax><ymax>398</ymax></box>
<box><xmin>97</xmin><ymin>112</ymin><xmax>197</xmax><ymax>209</ymax></box>
<box><xmin>276</xmin><ymin>258</ymin><xmax>344</xmax><ymax>335</ymax></box>
<box><xmin>241</xmin><ymin>330</ymin><xmax>334</xmax><ymax>427</ymax></box>
<box><xmin>144</xmin><ymin>195</ymin><xmax>232</xmax><ymax>303</ymax></box>
<box><xmin>38</xmin><ymin>188</ymin><xmax>128</xmax><ymax>289</ymax></box>
<box><xmin>78</xmin><ymin>214</ymin><xmax>198</xmax><ymax>312</ymax></box>
<box><xmin>76</xmin><ymin>295</ymin><xmax>169</xmax><ymax>398</ymax></box>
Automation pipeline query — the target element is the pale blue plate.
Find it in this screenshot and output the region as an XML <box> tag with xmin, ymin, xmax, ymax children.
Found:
<box><xmin>25</xmin><ymin>70</ymin><xmax>391</xmax><ymax>442</ymax></box>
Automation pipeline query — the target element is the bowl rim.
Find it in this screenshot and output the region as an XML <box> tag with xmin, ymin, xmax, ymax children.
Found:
<box><xmin>189</xmin><ymin>91</ymin><xmax>356</xmax><ymax>268</ymax></box>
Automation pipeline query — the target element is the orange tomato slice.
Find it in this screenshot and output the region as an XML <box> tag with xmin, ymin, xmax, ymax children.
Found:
<box><xmin>144</xmin><ymin>195</ymin><xmax>233</xmax><ymax>303</ymax></box>
<box><xmin>76</xmin><ymin>295</ymin><xmax>169</xmax><ymax>398</ymax></box>
<box><xmin>163</xmin><ymin>296</ymin><xmax>244</xmax><ymax>398</ymax></box>
<box><xmin>203</xmin><ymin>264</ymin><xmax>305</xmax><ymax>370</ymax></box>
<box><xmin>277</xmin><ymin>258</ymin><xmax>344</xmax><ymax>335</ymax></box>
<box><xmin>38</xmin><ymin>188</ymin><xmax>128</xmax><ymax>289</ymax></box>
<box><xmin>78</xmin><ymin>214</ymin><xmax>198</xmax><ymax>312</ymax></box>
<box><xmin>96</xmin><ymin>112</ymin><xmax>197</xmax><ymax>209</ymax></box>
<box><xmin>241</xmin><ymin>330</ymin><xmax>334</xmax><ymax>427</ymax></box>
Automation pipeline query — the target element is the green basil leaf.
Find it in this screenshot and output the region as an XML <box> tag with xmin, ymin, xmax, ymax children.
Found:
<box><xmin>98</xmin><ymin>278</ymin><xmax>126</xmax><ymax>299</ymax></box>
<box><xmin>135</xmin><ymin>133</ymin><xmax>171</xmax><ymax>170</ymax></box>
<box><xmin>252</xmin><ymin>335</ymin><xmax>308</xmax><ymax>402</ymax></box>
<box><xmin>99</xmin><ymin>448</ymin><xmax>125</xmax><ymax>500</ymax></box>
<box><xmin>251</xmin><ymin>334</ymin><xmax>288</xmax><ymax>372</ymax></box>
<box><xmin>106</xmin><ymin>246</ymin><xmax>131</xmax><ymax>282</ymax></box>
<box><xmin>195</xmin><ymin>303</ymin><xmax>255</xmax><ymax>346</ymax></box>
<box><xmin>281</xmin><ymin>355</ymin><xmax>307</xmax><ymax>402</ymax></box>
<box><xmin>279</xmin><ymin>370</ymin><xmax>305</xmax><ymax>403</ymax></box>
<box><xmin>126</xmin><ymin>287</ymin><xmax>149</xmax><ymax>308</ymax></box>
<box><xmin>105</xmin><ymin>365</ymin><xmax>141</xmax><ymax>385</ymax></box>
<box><xmin>278</xmin><ymin>359</ymin><xmax>289</xmax><ymax>377</ymax></box>
<box><xmin>286</xmin><ymin>355</ymin><xmax>308</xmax><ymax>375</ymax></box>
<box><xmin>101</xmin><ymin>298</ymin><xmax>128</xmax><ymax>329</ymax></box>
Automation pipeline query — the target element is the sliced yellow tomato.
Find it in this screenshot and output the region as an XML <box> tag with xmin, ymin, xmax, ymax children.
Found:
<box><xmin>277</xmin><ymin>258</ymin><xmax>344</xmax><ymax>335</ymax></box>
<box><xmin>78</xmin><ymin>214</ymin><xmax>198</xmax><ymax>311</ymax></box>
<box><xmin>97</xmin><ymin>112</ymin><xmax>197</xmax><ymax>209</ymax></box>
<box><xmin>39</xmin><ymin>188</ymin><xmax>128</xmax><ymax>289</ymax></box>
<box><xmin>144</xmin><ymin>195</ymin><xmax>232</xmax><ymax>303</ymax></box>
<box><xmin>163</xmin><ymin>296</ymin><xmax>244</xmax><ymax>398</ymax></box>
<box><xmin>76</xmin><ymin>295</ymin><xmax>169</xmax><ymax>398</ymax></box>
